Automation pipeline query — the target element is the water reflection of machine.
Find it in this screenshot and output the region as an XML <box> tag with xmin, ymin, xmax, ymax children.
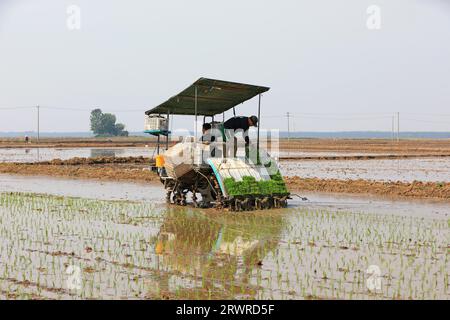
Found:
<box><xmin>90</xmin><ymin>149</ymin><xmax>120</xmax><ymax>158</ymax></box>
<box><xmin>150</xmin><ymin>209</ymin><xmax>284</xmax><ymax>299</ymax></box>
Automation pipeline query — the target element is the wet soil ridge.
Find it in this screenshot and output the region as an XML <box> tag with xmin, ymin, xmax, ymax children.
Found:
<box><xmin>277</xmin><ymin>138</ymin><xmax>450</xmax><ymax>155</ymax></box>
<box><xmin>280</xmin><ymin>154</ymin><xmax>450</xmax><ymax>161</ymax></box>
<box><xmin>285</xmin><ymin>177</ymin><xmax>450</xmax><ymax>199</ymax></box>
<box><xmin>33</xmin><ymin>156</ymin><xmax>152</xmax><ymax>166</ymax></box>
<box><xmin>0</xmin><ymin>158</ymin><xmax>158</xmax><ymax>182</ymax></box>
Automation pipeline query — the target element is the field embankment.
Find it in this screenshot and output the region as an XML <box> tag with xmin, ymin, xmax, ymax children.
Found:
<box><xmin>285</xmin><ymin>176</ymin><xmax>450</xmax><ymax>199</ymax></box>
<box><xmin>278</xmin><ymin>138</ymin><xmax>450</xmax><ymax>155</ymax></box>
<box><xmin>0</xmin><ymin>157</ymin><xmax>158</xmax><ymax>182</ymax></box>
<box><xmin>2</xmin><ymin>137</ymin><xmax>450</xmax><ymax>156</ymax></box>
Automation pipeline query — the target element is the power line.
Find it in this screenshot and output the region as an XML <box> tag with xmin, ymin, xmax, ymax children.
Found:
<box><xmin>403</xmin><ymin>112</ymin><xmax>450</xmax><ymax>117</ymax></box>
<box><xmin>0</xmin><ymin>106</ymin><xmax>145</xmax><ymax>112</ymax></box>
<box><xmin>403</xmin><ymin>118</ymin><xmax>450</xmax><ymax>124</ymax></box>
<box><xmin>287</xmin><ymin>115</ymin><xmax>393</xmax><ymax>120</ymax></box>
<box><xmin>0</xmin><ymin>106</ymin><xmax>35</xmax><ymax>110</ymax></box>
<box><xmin>40</xmin><ymin>106</ymin><xmax>144</xmax><ymax>112</ymax></box>
<box><xmin>1</xmin><ymin>107</ymin><xmax>450</xmax><ymax>117</ymax></box>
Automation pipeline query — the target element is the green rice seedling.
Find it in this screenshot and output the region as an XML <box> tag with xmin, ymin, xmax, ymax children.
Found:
<box><xmin>0</xmin><ymin>192</ymin><xmax>447</xmax><ymax>300</ymax></box>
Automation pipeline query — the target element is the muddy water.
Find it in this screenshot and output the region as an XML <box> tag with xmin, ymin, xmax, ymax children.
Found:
<box><xmin>2</xmin><ymin>147</ymin><xmax>449</xmax><ymax>184</ymax></box>
<box><xmin>277</xmin><ymin>151</ymin><xmax>392</xmax><ymax>157</ymax></box>
<box><xmin>0</xmin><ymin>147</ymin><xmax>395</xmax><ymax>163</ymax></box>
<box><xmin>297</xmin><ymin>191</ymin><xmax>449</xmax><ymax>220</ymax></box>
<box><xmin>0</xmin><ymin>147</ymin><xmax>154</xmax><ymax>163</ymax></box>
<box><xmin>0</xmin><ymin>174</ymin><xmax>448</xmax><ymax>220</ymax></box>
<box><xmin>280</xmin><ymin>158</ymin><xmax>450</xmax><ymax>182</ymax></box>
<box><xmin>0</xmin><ymin>174</ymin><xmax>164</xmax><ymax>201</ymax></box>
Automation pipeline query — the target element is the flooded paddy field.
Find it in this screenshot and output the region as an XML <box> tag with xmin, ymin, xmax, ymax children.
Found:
<box><xmin>0</xmin><ymin>174</ymin><xmax>449</xmax><ymax>219</ymax></box>
<box><xmin>0</xmin><ymin>174</ymin><xmax>161</xmax><ymax>202</ymax></box>
<box><xmin>0</xmin><ymin>176</ymin><xmax>448</xmax><ymax>300</ymax></box>
<box><xmin>0</xmin><ymin>139</ymin><xmax>448</xmax><ymax>299</ymax></box>
<box><xmin>0</xmin><ymin>147</ymin><xmax>411</xmax><ymax>164</ymax></box>
<box><xmin>278</xmin><ymin>139</ymin><xmax>450</xmax><ymax>155</ymax></box>
<box><xmin>0</xmin><ymin>147</ymin><xmax>154</xmax><ymax>163</ymax></box>
<box><xmin>281</xmin><ymin>158</ymin><xmax>450</xmax><ymax>183</ymax></box>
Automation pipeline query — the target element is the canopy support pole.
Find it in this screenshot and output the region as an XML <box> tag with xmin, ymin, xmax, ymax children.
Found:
<box><xmin>157</xmin><ymin>135</ymin><xmax>160</xmax><ymax>155</ymax></box>
<box><xmin>223</xmin><ymin>112</ymin><xmax>226</xmax><ymax>158</ymax></box>
<box><xmin>166</xmin><ymin>109</ymin><xmax>170</xmax><ymax>150</ymax></box>
<box><xmin>194</xmin><ymin>85</ymin><xmax>198</xmax><ymax>140</ymax></box>
<box><xmin>257</xmin><ymin>94</ymin><xmax>261</xmax><ymax>165</ymax></box>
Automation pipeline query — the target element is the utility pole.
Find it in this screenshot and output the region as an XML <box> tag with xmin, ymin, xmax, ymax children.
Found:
<box><xmin>37</xmin><ymin>105</ymin><xmax>40</xmax><ymax>144</ymax></box>
<box><xmin>194</xmin><ymin>86</ymin><xmax>198</xmax><ymax>140</ymax></box>
<box><xmin>286</xmin><ymin>112</ymin><xmax>291</xmax><ymax>141</ymax></box>
<box><xmin>397</xmin><ymin>112</ymin><xmax>400</xmax><ymax>142</ymax></box>
<box><xmin>286</xmin><ymin>112</ymin><xmax>291</xmax><ymax>156</ymax></box>
<box><xmin>391</xmin><ymin>115</ymin><xmax>394</xmax><ymax>142</ymax></box>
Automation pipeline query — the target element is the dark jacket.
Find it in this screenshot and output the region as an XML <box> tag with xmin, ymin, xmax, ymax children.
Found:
<box><xmin>224</xmin><ymin>116</ymin><xmax>250</xmax><ymax>131</ymax></box>
<box><xmin>224</xmin><ymin>116</ymin><xmax>250</xmax><ymax>145</ymax></box>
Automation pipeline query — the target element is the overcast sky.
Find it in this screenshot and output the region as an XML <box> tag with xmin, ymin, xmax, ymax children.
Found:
<box><xmin>0</xmin><ymin>0</ymin><xmax>449</xmax><ymax>133</ymax></box>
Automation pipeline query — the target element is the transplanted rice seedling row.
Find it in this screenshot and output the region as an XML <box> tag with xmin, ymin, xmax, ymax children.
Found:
<box><xmin>0</xmin><ymin>192</ymin><xmax>447</xmax><ymax>300</ymax></box>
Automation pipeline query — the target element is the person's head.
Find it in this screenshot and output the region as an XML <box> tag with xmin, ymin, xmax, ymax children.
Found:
<box><xmin>202</xmin><ymin>123</ymin><xmax>212</xmax><ymax>134</ymax></box>
<box><xmin>248</xmin><ymin>115</ymin><xmax>258</xmax><ymax>127</ymax></box>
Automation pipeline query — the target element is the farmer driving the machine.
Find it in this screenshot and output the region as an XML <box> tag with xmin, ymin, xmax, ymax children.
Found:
<box><xmin>201</xmin><ymin>123</ymin><xmax>214</xmax><ymax>144</ymax></box>
<box><xmin>201</xmin><ymin>122</ymin><xmax>221</xmax><ymax>157</ymax></box>
<box><xmin>223</xmin><ymin>115</ymin><xmax>258</xmax><ymax>157</ymax></box>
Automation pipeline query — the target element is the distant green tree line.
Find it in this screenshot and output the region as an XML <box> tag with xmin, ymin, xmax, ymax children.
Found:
<box><xmin>90</xmin><ymin>109</ymin><xmax>128</xmax><ymax>137</ymax></box>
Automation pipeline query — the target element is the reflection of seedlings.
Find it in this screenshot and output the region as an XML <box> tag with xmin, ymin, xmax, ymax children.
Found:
<box><xmin>18</xmin><ymin>256</ymin><xmax>32</xmax><ymax>270</ymax></box>
<box><xmin>218</xmin><ymin>236</ymin><xmax>259</xmax><ymax>256</ymax></box>
<box><xmin>66</xmin><ymin>265</ymin><xmax>82</xmax><ymax>291</ymax></box>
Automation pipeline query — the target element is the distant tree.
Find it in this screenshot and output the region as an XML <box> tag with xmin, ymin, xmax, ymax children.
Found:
<box><xmin>113</xmin><ymin>123</ymin><xmax>129</xmax><ymax>136</ymax></box>
<box><xmin>90</xmin><ymin>109</ymin><xmax>128</xmax><ymax>136</ymax></box>
<box><xmin>99</xmin><ymin>112</ymin><xmax>117</xmax><ymax>135</ymax></box>
<box><xmin>90</xmin><ymin>109</ymin><xmax>103</xmax><ymax>134</ymax></box>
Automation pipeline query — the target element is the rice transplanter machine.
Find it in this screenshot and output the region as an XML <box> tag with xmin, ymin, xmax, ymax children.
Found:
<box><xmin>144</xmin><ymin>78</ymin><xmax>290</xmax><ymax>211</ymax></box>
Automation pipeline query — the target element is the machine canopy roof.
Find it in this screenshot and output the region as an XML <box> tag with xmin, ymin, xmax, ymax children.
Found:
<box><xmin>145</xmin><ymin>78</ymin><xmax>270</xmax><ymax>117</ymax></box>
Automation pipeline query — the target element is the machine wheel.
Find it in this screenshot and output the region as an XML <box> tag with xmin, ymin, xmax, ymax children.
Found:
<box><xmin>280</xmin><ymin>196</ymin><xmax>288</xmax><ymax>208</ymax></box>
<box><xmin>241</xmin><ymin>198</ymin><xmax>251</xmax><ymax>211</ymax></box>
<box><xmin>261</xmin><ymin>197</ymin><xmax>272</xmax><ymax>210</ymax></box>
<box><xmin>234</xmin><ymin>199</ymin><xmax>242</xmax><ymax>212</ymax></box>
<box><xmin>165</xmin><ymin>191</ymin><xmax>172</xmax><ymax>204</ymax></box>
<box><xmin>255</xmin><ymin>198</ymin><xmax>262</xmax><ymax>210</ymax></box>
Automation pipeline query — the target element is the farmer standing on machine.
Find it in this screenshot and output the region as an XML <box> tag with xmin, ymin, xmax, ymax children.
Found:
<box><xmin>223</xmin><ymin>115</ymin><xmax>258</xmax><ymax>157</ymax></box>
